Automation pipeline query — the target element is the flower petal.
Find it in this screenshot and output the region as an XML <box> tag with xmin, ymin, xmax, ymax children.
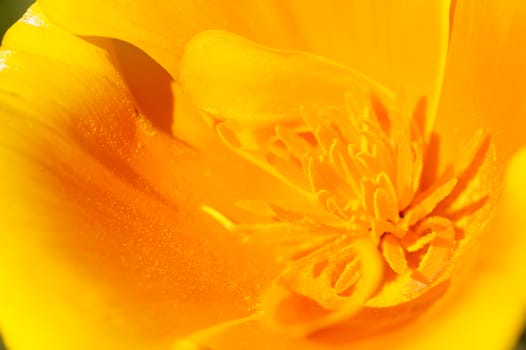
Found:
<box><xmin>275</xmin><ymin>0</ymin><xmax>451</xmax><ymax>134</ymax></box>
<box><xmin>179</xmin><ymin>30</ymin><xmax>392</xmax><ymax>139</ymax></box>
<box><xmin>108</xmin><ymin>39</ymin><xmax>176</xmax><ymax>134</ymax></box>
<box><xmin>0</xmin><ymin>6</ymin><xmax>281</xmax><ymax>349</ymax></box>
<box><xmin>435</xmin><ymin>0</ymin><xmax>526</xmax><ymax>162</ymax></box>
<box><xmin>38</xmin><ymin>0</ymin><xmax>303</xmax><ymax>79</ymax></box>
<box><xmin>39</xmin><ymin>0</ymin><xmax>450</xmax><ymax>131</ymax></box>
<box><xmin>107</xmin><ymin>40</ymin><xmax>218</xmax><ymax>150</ymax></box>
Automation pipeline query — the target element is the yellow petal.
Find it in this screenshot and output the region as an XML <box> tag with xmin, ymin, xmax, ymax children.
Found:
<box><xmin>107</xmin><ymin>40</ymin><xmax>220</xmax><ymax>153</ymax></box>
<box><xmin>38</xmin><ymin>0</ymin><xmax>303</xmax><ymax>78</ymax></box>
<box><xmin>0</xmin><ymin>6</ymin><xmax>280</xmax><ymax>349</ymax></box>
<box><xmin>435</xmin><ymin>0</ymin><xmax>526</xmax><ymax>163</ymax></box>
<box><xmin>39</xmin><ymin>1</ymin><xmax>450</xmax><ymax>132</ymax></box>
<box><xmin>278</xmin><ymin>0</ymin><xmax>451</xmax><ymax>134</ymax></box>
<box><xmin>179</xmin><ymin>30</ymin><xmax>392</xmax><ymax>137</ymax></box>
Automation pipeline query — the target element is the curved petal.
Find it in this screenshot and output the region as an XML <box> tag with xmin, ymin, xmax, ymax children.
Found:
<box><xmin>38</xmin><ymin>0</ymin><xmax>450</xmax><ymax>131</ymax></box>
<box><xmin>0</xmin><ymin>6</ymin><xmax>282</xmax><ymax>349</ymax></box>
<box><xmin>179</xmin><ymin>30</ymin><xmax>393</xmax><ymax>130</ymax></box>
<box><xmin>435</xmin><ymin>0</ymin><xmax>526</xmax><ymax>163</ymax></box>
<box><xmin>105</xmin><ymin>39</ymin><xmax>226</xmax><ymax>150</ymax></box>
<box><xmin>172</xmin><ymin>148</ymin><xmax>526</xmax><ymax>350</ymax></box>
<box><xmin>38</xmin><ymin>0</ymin><xmax>303</xmax><ymax>78</ymax></box>
<box><xmin>107</xmin><ymin>39</ymin><xmax>176</xmax><ymax>134</ymax></box>
<box><xmin>277</xmin><ymin>1</ymin><xmax>451</xmax><ymax>134</ymax></box>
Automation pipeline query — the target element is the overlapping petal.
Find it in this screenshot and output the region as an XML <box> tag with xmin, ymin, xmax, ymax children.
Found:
<box><xmin>38</xmin><ymin>0</ymin><xmax>450</xmax><ymax>132</ymax></box>
<box><xmin>0</xmin><ymin>5</ymin><xmax>285</xmax><ymax>349</ymax></box>
<box><xmin>179</xmin><ymin>29</ymin><xmax>392</xmax><ymax>146</ymax></box>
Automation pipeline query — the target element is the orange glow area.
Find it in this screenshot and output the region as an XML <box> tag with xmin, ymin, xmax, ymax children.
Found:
<box><xmin>179</xmin><ymin>30</ymin><xmax>497</xmax><ymax>337</ymax></box>
<box><xmin>1</xmin><ymin>2</ymin><xmax>525</xmax><ymax>350</ymax></box>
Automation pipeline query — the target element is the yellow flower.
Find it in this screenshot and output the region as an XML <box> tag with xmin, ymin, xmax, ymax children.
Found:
<box><xmin>1</xmin><ymin>1</ymin><xmax>525</xmax><ymax>349</ymax></box>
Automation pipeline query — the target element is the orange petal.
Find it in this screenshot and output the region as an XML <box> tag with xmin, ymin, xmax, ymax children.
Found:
<box><xmin>38</xmin><ymin>1</ymin><xmax>450</xmax><ymax>134</ymax></box>
<box><xmin>279</xmin><ymin>1</ymin><xmax>451</xmax><ymax>135</ymax></box>
<box><xmin>0</xmin><ymin>6</ymin><xmax>280</xmax><ymax>349</ymax></box>
<box><xmin>435</xmin><ymin>0</ymin><xmax>526</xmax><ymax>163</ymax></box>
<box><xmin>107</xmin><ymin>39</ymin><xmax>176</xmax><ymax>134</ymax></box>
<box><xmin>38</xmin><ymin>0</ymin><xmax>304</xmax><ymax>78</ymax></box>
<box><xmin>106</xmin><ymin>39</ymin><xmax>223</xmax><ymax>151</ymax></box>
<box><xmin>180</xmin><ymin>30</ymin><xmax>392</xmax><ymax>131</ymax></box>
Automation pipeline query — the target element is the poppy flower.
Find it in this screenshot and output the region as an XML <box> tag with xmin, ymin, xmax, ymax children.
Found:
<box><xmin>1</xmin><ymin>1</ymin><xmax>525</xmax><ymax>349</ymax></box>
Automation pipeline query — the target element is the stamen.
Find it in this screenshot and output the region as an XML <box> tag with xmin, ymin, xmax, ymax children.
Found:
<box><xmin>179</xmin><ymin>29</ymin><xmax>496</xmax><ymax>335</ymax></box>
<box><xmin>381</xmin><ymin>234</ymin><xmax>408</xmax><ymax>274</ymax></box>
<box><xmin>329</xmin><ymin>139</ymin><xmax>361</xmax><ymax>196</ymax></box>
<box><xmin>374</xmin><ymin>187</ymin><xmax>398</xmax><ymax>223</ymax></box>
<box><xmin>200</xmin><ymin>90</ymin><xmax>494</xmax><ymax>334</ymax></box>
<box><xmin>403</xmin><ymin>177</ymin><xmax>458</xmax><ymax>227</ymax></box>
<box><xmin>333</xmin><ymin>258</ymin><xmax>360</xmax><ymax>295</ymax></box>
<box><xmin>413</xmin><ymin>217</ymin><xmax>455</xmax><ymax>283</ymax></box>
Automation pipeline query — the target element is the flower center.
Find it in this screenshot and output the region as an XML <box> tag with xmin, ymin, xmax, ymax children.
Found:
<box><xmin>180</xmin><ymin>29</ymin><xmax>496</xmax><ymax>335</ymax></box>
<box><xmin>201</xmin><ymin>92</ymin><xmax>492</xmax><ymax>331</ymax></box>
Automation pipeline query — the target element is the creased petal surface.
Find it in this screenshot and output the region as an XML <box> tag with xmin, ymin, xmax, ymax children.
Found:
<box><xmin>38</xmin><ymin>0</ymin><xmax>450</xmax><ymax>128</ymax></box>
<box><xmin>0</xmin><ymin>6</ymin><xmax>283</xmax><ymax>349</ymax></box>
<box><xmin>435</xmin><ymin>0</ymin><xmax>526</xmax><ymax>163</ymax></box>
